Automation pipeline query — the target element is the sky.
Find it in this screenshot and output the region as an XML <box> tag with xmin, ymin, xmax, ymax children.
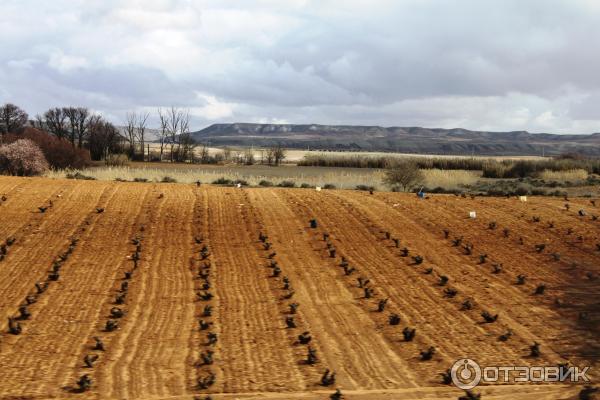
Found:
<box><xmin>1</xmin><ymin>0</ymin><xmax>599</xmax><ymax>134</ymax></box>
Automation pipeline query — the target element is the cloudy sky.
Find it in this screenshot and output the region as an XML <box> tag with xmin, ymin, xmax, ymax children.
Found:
<box><xmin>1</xmin><ymin>0</ymin><xmax>599</xmax><ymax>133</ymax></box>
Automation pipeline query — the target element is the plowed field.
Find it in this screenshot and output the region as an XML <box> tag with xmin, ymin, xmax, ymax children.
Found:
<box><xmin>0</xmin><ymin>176</ymin><xmax>596</xmax><ymax>399</ymax></box>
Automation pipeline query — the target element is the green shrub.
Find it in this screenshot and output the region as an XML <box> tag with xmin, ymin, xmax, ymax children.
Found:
<box><xmin>550</xmin><ymin>190</ymin><xmax>568</xmax><ymax>197</ymax></box>
<box><xmin>587</xmin><ymin>175</ymin><xmax>600</xmax><ymax>184</ymax></box>
<box><xmin>213</xmin><ymin>177</ymin><xmax>233</xmax><ymax>185</ymax></box>
<box><xmin>482</xmin><ymin>163</ymin><xmax>508</xmax><ymax>178</ymax></box>
<box><xmin>323</xmin><ymin>183</ymin><xmax>337</xmax><ymax>189</ymax></box>
<box><xmin>133</xmin><ymin>177</ymin><xmax>148</xmax><ymax>182</ymax></box>
<box><xmin>514</xmin><ymin>184</ymin><xmax>531</xmax><ymax>196</ymax></box>
<box><xmin>486</xmin><ymin>188</ymin><xmax>508</xmax><ymax>196</ymax></box>
<box><xmin>531</xmin><ymin>188</ymin><xmax>546</xmax><ymax>196</ymax></box>
<box><xmin>104</xmin><ymin>153</ymin><xmax>129</xmax><ymax>167</ymax></box>
<box><xmin>299</xmin><ymin>154</ymin><xmax>490</xmax><ymax>170</ymax></box>
<box><xmin>161</xmin><ymin>176</ymin><xmax>177</xmax><ymax>183</ymax></box>
<box><xmin>299</xmin><ymin>153</ymin><xmax>600</xmax><ymax>179</ymax></box>
<box><xmin>300</xmin><ymin>183</ymin><xmax>313</xmax><ymax>188</ymax></box>
<box><xmin>66</xmin><ymin>171</ymin><xmax>96</xmax><ymax>180</ymax></box>
<box><xmin>259</xmin><ymin>180</ymin><xmax>273</xmax><ymax>187</ymax></box>
<box><xmin>278</xmin><ymin>180</ymin><xmax>296</xmax><ymax>188</ymax></box>
<box><xmin>355</xmin><ymin>184</ymin><xmax>375</xmax><ymax>191</ymax></box>
<box><xmin>428</xmin><ymin>186</ymin><xmax>457</xmax><ymax>194</ymax></box>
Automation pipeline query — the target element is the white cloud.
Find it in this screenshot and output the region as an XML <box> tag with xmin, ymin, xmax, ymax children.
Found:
<box><xmin>47</xmin><ymin>50</ymin><xmax>89</xmax><ymax>72</ymax></box>
<box><xmin>6</xmin><ymin>59</ymin><xmax>37</xmax><ymax>70</ymax></box>
<box><xmin>1</xmin><ymin>0</ymin><xmax>600</xmax><ymax>133</ymax></box>
<box><xmin>192</xmin><ymin>92</ymin><xmax>236</xmax><ymax>120</ymax></box>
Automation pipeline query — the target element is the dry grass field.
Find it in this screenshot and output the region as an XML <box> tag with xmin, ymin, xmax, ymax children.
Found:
<box><xmin>143</xmin><ymin>144</ymin><xmax>547</xmax><ymax>163</ymax></box>
<box><xmin>0</xmin><ymin>176</ymin><xmax>597</xmax><ymax>399</ymax></box>
<box><xmin>46</xmin><ymin>163</ymin><xmax>385</xmax><ymax>190</ymax></box>
<box><xmin>46</xmin><ymin>164</ymin><xmax>484</xmax><ymax>192</ymax></box>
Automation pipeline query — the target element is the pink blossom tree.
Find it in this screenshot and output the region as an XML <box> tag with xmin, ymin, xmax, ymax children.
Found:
<box><xmin>0</xmin><ymin>139</ymin><xmax>49</xmax><ymax>176</ymax></box>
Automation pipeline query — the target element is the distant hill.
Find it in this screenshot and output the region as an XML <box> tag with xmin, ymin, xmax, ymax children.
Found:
<box><xmin>189</xmin><ymin>123</ymin><xmax>600</xmax><ymax>156</ymax></box>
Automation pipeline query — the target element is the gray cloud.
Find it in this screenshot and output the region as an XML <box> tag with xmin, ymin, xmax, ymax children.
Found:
<box><xmin>1</xmin><ymin>0</ymin><xmax>599</xmax><ymax>133</ymax></box>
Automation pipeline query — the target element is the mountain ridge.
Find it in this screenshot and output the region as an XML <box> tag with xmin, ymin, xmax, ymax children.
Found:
<box><xmin>188</xmin><ymin>123</ymin><xmax>600</xmax><ymax>156</ymax></box>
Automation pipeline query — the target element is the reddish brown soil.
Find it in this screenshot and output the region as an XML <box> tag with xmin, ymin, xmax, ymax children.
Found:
<box><xmin>0</xmin><ymin>177</ymin><xmax>596</xmax><ymax>399</ymax></box>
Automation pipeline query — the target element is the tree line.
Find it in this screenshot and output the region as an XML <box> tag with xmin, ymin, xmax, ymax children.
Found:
<box><xmin>0</xmin><ymin>103</ymin><xmax>199</xmax><ymax>163</ymax></box>
<box><xmin>1</xmin><ymin>103</ymin><xmax>124</xmax><ymax>162</ymax></box>
<box><xmin>0</xmin><ymin>103</ymin><xmax>287</xmax><ymax>166</ymax></box>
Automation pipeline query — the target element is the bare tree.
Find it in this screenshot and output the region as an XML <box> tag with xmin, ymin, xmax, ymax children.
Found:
<box><xmin>162</xmin><ymin>106</ymin><xmax>190</xmax><ymax>162</ymax></box>
<box><xmin>87</xmin><ymin>114</ymin><xmax>102</xmax><ymax>127</ymax></box>
<box><xmin>74</xmin><ymin>107</ymin><xmax>89</xmax><ymax>148</ymax></box>
<box><xmin>178</xmin><ymin>131</ymin><xmax>196</xmax><ymax>162</ymax></box>
<box><xmin>232</xmin><ymin>150</ymin><xmax>243</xmax><ymax>164</ymax></box>
<box><xmin>265</xmin><ymin>144</ymin><xmax>286</xmax><ymax>166</ymax></box>
<box><xmin>64</xmin><ymin>107</ymin><xmax>77</xmax><ymax>146</ymax></box>
<box><xmin>42</xmin><ymin>108</ymin><xmax>69</xmax><ymax>140</ymax></box>
<box><xmin>180</xmin><ymin>109</ymin><xmax>190</xmax><ymax>141</ymax></box>
<box><xmin>157</xmin><ymin>108</ymin><xmax>168</xmax><ymax>161</ymax></box>
<box><xmin>198</xmin><ymin>143</ymin><xmax>210</xmax><ymax>164</ymax></box>
<box><xmin>222</xmin><ymin>146</ymin><xmax>231</xmax><ymax>162</ymax></box>
<box><xmin>135</xmin><ymin>111</ymin><xmax>149</xmax><ymax>161</ymax></box>
<box><xmin>244</xmin><ymin>148</ymin><xmax>255</xmax><ymax>165</ymax></box>
<box><xmin>167</xmin><ymin>107</ymin><xmax>182</xmax><ymax>162</ymax></box>
<box><xmin>265</xmin><ymin>147</ymin><xmax>275</xmax><ymax>165</ymax></box>
<box><xmin>168</xmin><ymin>108</ymin><xmax>180</xmax><ymax>162</ymax></box>
<box><xmin>383</xmin><ymin>160</ymin><xmax>422</xmax><ymax>191</ymax></box>
<box><xmin>64</xmin><ymin>107</ymin><xmax>89</xmax><ymax>148</ymax></box>
<box><xmin>176</xmin><ymin>111</ymin><xmax>195</xmax><ymax>162</ymax></box>
<box><xmin>88</xmin><ymin>116</ymin><xmax>122</xmax><ymax>161</ymax></box>
<box><xmin>274</xmin><ymin>144</ymin><xmax>286</xmax><ymax>166</ymax></box>
<box><xmin>0</xmin><ymin>103</ymin><xmax>28</xmax><ymax>139</ymax></box>
<box><xmin>124</xmin><ymin>112</ymin><xmax>137</xmax><ymax>158</ymax></box>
